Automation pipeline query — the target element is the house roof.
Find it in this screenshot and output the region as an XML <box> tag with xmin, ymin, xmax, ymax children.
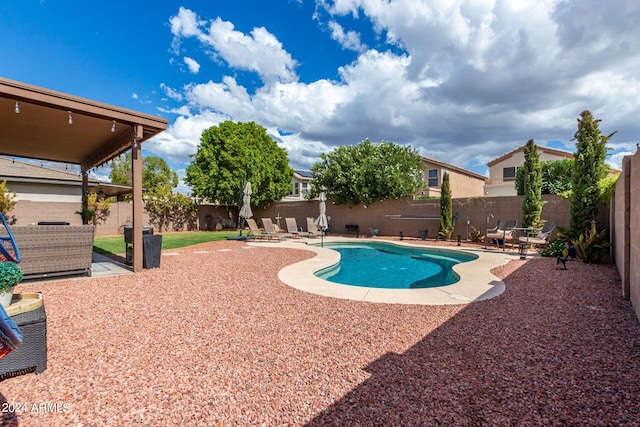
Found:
<box><xmin>0</xmin><ymin>77</ymin><xmax>168</xmax><ymax>170</ymax></box>
<box><xmin>487</xmin><ymin>143</ymin><xmax>574</xmax><ymax>167</ymax></box>
<box><xmin>294</xmin><ymin>169</ymin><xmax>314</xmax><ymax>179</ymax></box>
<box><xmin>0</xmin><ymin>156</ymin><xmax>132</xmax><ymax>197</ymax></box>
<box><xmin>419</xmin><ymin>155</ymin><xmax>487</xmax><ymax>181</ymax></box>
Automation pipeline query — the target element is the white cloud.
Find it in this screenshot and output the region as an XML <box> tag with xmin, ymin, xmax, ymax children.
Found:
<box><xmin>159</xmin><ymin>0</ymin><xmax>640</xmax><ymax>175</ymax></box>
<box><xmin>328</xmin><ymin>20</ymin><xmax>366</xmax><ymax>52</ymax></box>
<box><xmin>183</xmin><ymin>57</ymin><xmax>200</xmax><ymax>74</ymax></box>
<box><xmin>169</xmin><ymin>9</ymin><xmax>298</xmax><ymax>85</ymax></box>
<box><xmin>160</xmin><ymin>83</ymin><xmax>184</xmax><ymax>102</ymax></box>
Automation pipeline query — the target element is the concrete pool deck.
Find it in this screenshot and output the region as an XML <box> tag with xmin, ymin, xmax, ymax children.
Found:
<box><xmin>250</xmin><ymin>236</ymin><xmax>524</xmax><ymax>305</ymax></box>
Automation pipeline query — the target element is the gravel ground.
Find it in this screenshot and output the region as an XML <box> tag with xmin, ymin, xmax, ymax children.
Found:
<box><xmin>1</xmin><ymin>238</ymin><xmax>639</xmax><ymax>426</ymax></box>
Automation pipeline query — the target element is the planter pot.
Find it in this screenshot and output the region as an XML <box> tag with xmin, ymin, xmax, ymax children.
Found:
<box><xmin>0</xmin><ymin>286</ymin><xmax>15</xmax><ymax>308</ymax></box>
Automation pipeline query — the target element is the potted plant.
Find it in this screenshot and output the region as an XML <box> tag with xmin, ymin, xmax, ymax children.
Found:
<box><xmin>0</xmin><ymin>262</ymin><xmax>23</xmax><ymax>308</ymax></box>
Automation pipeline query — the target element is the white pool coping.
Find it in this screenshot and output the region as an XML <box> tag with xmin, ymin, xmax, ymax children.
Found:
<box><xmin>250</xmin><ymin>236</ymin><xmax>522</xmax><ymax>305</ymax></box>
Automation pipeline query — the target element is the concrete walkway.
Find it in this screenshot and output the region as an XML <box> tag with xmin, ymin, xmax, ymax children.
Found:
<box><xmin>251</xmin><ymin>236</ymin><xmax>523</xmax><ymax>305</ymax></box>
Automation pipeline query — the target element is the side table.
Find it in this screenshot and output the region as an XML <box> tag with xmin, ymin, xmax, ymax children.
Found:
<box><xmin>0</xmin><ymin>293</ymin><xmax>47</xmax><ymax>380</ymax></box>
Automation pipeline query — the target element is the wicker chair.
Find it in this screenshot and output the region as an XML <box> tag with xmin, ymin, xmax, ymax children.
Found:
<box><xmin>485</xmin><ymin>220</ymin><xmax>517</xmax><ymax>250</ymax></box>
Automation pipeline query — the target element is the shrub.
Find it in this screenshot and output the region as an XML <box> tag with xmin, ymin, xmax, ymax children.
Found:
<box><xmin>571</xmin><ymin>222</ymin><xmax>610</xmax><ymax>264</ymax></box>
<box><xmin>469</xmin><ymin>226</ymin><xmax>485</xmax><ymax>242</ymax></box>
<box><xmin>540</xmin><ymin>240</ymin><xmax>566</xmax><ymax>258</ymax></box>
<box><xmin>0</xmin><ymin>262</ymin><xmax>23</xmax><ymax>290</ymax></box>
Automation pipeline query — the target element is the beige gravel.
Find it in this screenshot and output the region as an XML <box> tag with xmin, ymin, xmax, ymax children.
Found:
<box><xmin>1</xmin><ymin>238</ymin><xmax>639</xmax><ymax>426</ymax></box>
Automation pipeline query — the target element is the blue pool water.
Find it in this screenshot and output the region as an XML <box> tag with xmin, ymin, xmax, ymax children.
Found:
<box><xmin>315</xmin><ymin>242</ymin><xmax>477</xmax><ymax>289</ymax></box>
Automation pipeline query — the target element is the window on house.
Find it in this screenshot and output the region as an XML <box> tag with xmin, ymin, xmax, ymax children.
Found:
<box><xmin>293</xmin><ymin>182</ymin><xmax>300</xmax><ymax>196</ymax></box>
<box><xmin>427</xmin><ymin>169</ymin><xmax>439</xmax><ymax>187</ymax></box>
<box><xmin>503</xmin><ymin>167</ymin><xmax>516</xmax><ymax>181</ymax></box>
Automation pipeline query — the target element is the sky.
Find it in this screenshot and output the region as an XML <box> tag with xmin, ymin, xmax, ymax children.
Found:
<box><xmin>2</xmin><ymin>0</ymin><xmax>639</xmax><ymax>193</ymax></box>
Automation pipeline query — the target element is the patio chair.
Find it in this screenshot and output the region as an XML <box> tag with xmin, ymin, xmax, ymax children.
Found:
<box><xmin>306</xmin><ymin>217</ymin><xmax>323</xmax><ymax>237</ymax></box>
<box><xmin>485</xmin><ymin>220</ymin><xmax>517</xmax><ymax>250</ymax></box>
<box><xmin>245</xmin><ymin>218</ymin><xmax>282</xmax><ymax>241</ymax></box>
<box><xmin>261</xmin><ymin>218</ymin><xmax>292</xmax><ymax>238</ymax></box>
<box><xmin>285</xmin><ymin>218</ymin><xmax>311</xmax><ymax>238</ymax></box>
<box><xmin>519</xmin><ymin>221</ymin><xmax>556</xmax><ymax>251</ymax></box>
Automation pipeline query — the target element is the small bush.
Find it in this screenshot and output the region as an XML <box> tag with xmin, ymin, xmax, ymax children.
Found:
<box><xmin>572</xmin><ymin>222</ymin><xmax>610</xmax><ymax>264</ymax></box>
<box><xmin>469</xmin><ymin>226</ymin><xmax>485</xmax><ymax>242</ymax></box>
<box><xmin>0</xmin><ymin>262</ymin><xmax>23</xmax><ymax>290</ymax></box>
<box><xmin>540</xmin><ymin>240</ymin><xmax>566</xmax><ymax>258</ymax></box>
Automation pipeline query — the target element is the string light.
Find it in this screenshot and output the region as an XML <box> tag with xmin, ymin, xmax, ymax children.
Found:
<box><xmin>111</xmin><ymin>120</ymin><xmax>116</xmax><ymax>133</ymax></box>
<box><xmin>14</xmin><ymin>101</ymin><xmax>20</xmax><ymax>114</ymax></box>
<box><xmin>68</xmin><ymin>111</ymin><xmax>73</xmax><ymax>125</ymax></box>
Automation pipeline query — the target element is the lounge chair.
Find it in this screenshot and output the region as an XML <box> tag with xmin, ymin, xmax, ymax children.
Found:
<box><xmin>306</xmin><ymin>217</ymin><xmax>323</xmax><ymax>237</ymax></box>
<box><xmin>485</xmin><ymin>220</ymin><xmax>517</xmax><ymax>250</ymax></box>
<box><xmin>261</xmin><ymin>218</ymin><xmax>292</xmax><ymax>238</ymax></box>
<box><xmin>245</xmin><ymin>218</ymin><xmax>282</xmax><ymax>241</ymax></box>
<box><xmin>519</xmin><ymin>221</ymin><xmax>555</xmax><ymax>251</ymax></box>
<box><xmin>285</xmin><ymin>218</ymin><xmax>311</xmax><ymax>238</ymax></box>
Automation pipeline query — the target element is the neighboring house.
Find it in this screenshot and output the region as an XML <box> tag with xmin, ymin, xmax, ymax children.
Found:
<box><xmin>281</xmin><ymin>158</ymin><xmax>487</xmax><ymax>202</ymax></box>
<box><xmin>283</xmin><ymin>169</ymin><xmax>314</xmax><ymax>201</ymax></box>
<box><xmin>0</xmin><ymin>156</ymin><xmax>129</xmax><ymax>202</ymax></box>
<box><xmin>0</xmin><ymin>156</ymin><xmax>130</xmax><ymax>225</ymax></box>
<box><xmin>418</xmin><ymin>155</ymin><xmax>487</xmax><ymax>198</ymax></box>
<box><xmin>484</xmin><ymin>144</ymin><xmax>574</xmax><ymax>197</ymax></box>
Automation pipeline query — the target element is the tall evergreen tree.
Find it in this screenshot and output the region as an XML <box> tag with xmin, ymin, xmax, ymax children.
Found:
<box><xmin>569</xmin><ymin>111</ymin><xmax>614</xmax><ymax>236</ymax></box>
<box><xmin>438</xmin><ymin>172</ymin><xmax>453</xmax><ymax>240</ymax></box>
<box><xmin>521</xmin><ymin>139</ymin><xmax>543</xmax><ymax>228</ymax></box>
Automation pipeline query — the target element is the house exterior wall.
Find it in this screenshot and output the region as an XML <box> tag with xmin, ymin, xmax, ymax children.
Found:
<box><xmin>485</xmin><ymin>146</ymin><xmax>573</xmax><ymax>196</ymax></box>
<box><xmin>283</xmin><ymin>173</ymin><xmax>312</xmax><ymax>201</ymax></box>
<box><xmin>9</xmin><ymin>182</ymin><xmax>81</xmax><ymax>203</ymax></box>
<box><xmin>418</xmin><ymin>159</ymin><xmax>485</xmax><ymax>198</ymax></box>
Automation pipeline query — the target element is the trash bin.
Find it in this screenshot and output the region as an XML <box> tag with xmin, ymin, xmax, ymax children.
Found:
<box><xmin>124</xmin><ymin>226</ymin><xmax>154</xmax><ymax>265</ymax></box>
<box><xmin>142</xmin><ymin>234</ymin><xmax>162</xmax><ymax>269</ymax></box>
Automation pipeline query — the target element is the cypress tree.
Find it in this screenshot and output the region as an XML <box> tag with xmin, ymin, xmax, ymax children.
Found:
<box><xmin>569</xmin><ymin>111</ymin><xmax>614</xmax><ymax>237</ymax></box>
<box><xmin>438</xmin><ymin>172</ymin><xmax>453</xmax><ymax>240</ymax></box>
<box><xmin>521</xmin><ymin>139</ymin><xmax>543</xmax><ymax>228</ymax></box>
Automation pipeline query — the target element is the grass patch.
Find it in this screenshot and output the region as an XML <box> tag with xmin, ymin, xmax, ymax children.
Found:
<box><xmin>93</xmin><ymin>231</ymin><xmax>240</xmax><ymax>255</ymax></box>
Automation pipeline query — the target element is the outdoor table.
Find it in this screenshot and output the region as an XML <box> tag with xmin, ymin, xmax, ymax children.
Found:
<box><xmin>511</xmin><ymin>227</ymin><xmax>540</xmax><ymax>251</ymax></box>
<box><xmin>0</xmin><ymin>292</ymin><xmax>47</xmax><ymax>380</ymax></box>
<box><xmin>513</xmin><ymin>227</ymin><xmax>542</xmax><ymax>245</ymax></box>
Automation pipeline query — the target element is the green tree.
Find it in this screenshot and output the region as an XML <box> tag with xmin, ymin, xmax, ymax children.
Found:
<box><xmin>569</xmin><ymin>110</ymin><xmax>615</xmax><ymax>237</ymax></box>
<box><xmin>541</xmin><ymin>159</ymin><xmax>573</xmax><ymax>195</ymax></box>
<box><xmin>185</xmin><ymin>121</ymin><xmax>293</xmax><ymax>208</ymax></box>
<box><xmin>0</xmin><ymin>180</ymin><xmax>17</xmax><ymax>225</ymax></box>
<box><xmin>438</xmin><ymin>172</ymin><xmax>453</xmax><ymax>240</ymax></box>
<box><xmin>517</xmin><ymin>158</ymin><xmax>574</xmax><ymax>196</ymax></box>
<box><xmin>143</xmin><ymin>156</ymin><xmax>179</xmax><ymax>195</ymax></box>
<box><xmin>109</xmin><ymin>153</ymin><xmax>178</xmax><ymax>195</ymax></box>
<box><xmin>310</xmin><ymin>139</ymin><xmax>424</xmax><ymax>206</ymax></box>
<box><xmin>521</xmin><ymin>139</ymin><xmax>543</xmax><ymax>228</ymax></box>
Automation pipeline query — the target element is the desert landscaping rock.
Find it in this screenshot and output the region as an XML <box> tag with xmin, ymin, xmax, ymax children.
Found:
<box><xmin>2</xmin><ymin>239</ymin><xmax>639</xmax><ymax>426</ymax></box>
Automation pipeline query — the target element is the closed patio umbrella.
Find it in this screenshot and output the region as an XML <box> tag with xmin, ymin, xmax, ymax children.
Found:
<box><xmin>315</xmin><ymin>192</ymin><xmax>329</xmax><ymax>247</ymax></box>
<box><xmin>238</xmin><ymin>181</ymin><xmax>252</xmax><ymax>236</ymax></box>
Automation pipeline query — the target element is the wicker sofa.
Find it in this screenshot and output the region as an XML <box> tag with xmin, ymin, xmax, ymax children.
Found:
<box><xmin>11</xmin><ymin>225</ymin><xmax>94</xmax><ymax>279</ymax></box>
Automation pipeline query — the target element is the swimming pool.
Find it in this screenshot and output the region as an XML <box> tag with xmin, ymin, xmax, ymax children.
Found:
<box><xmin>314</xmin><ymin>242</ymin><xmax>478</xmax><ymax>289</ymax></box>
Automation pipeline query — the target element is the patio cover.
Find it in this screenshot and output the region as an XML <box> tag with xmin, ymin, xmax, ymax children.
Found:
<box><xmin>0</xmin><ymin>77</ymin><xmax>168</xmax><ymax>272</ymax></box>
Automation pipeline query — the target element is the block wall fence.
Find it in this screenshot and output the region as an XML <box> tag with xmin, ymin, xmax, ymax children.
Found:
<box><xmin>198</xmin><ymin>194</ymin><xmax>596</xmax><ymax>244</ymax></box>
<box><xmin>611</xmin><ymin>148</ymin><xmax>640</xmax><ymax>322</ymax></box>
